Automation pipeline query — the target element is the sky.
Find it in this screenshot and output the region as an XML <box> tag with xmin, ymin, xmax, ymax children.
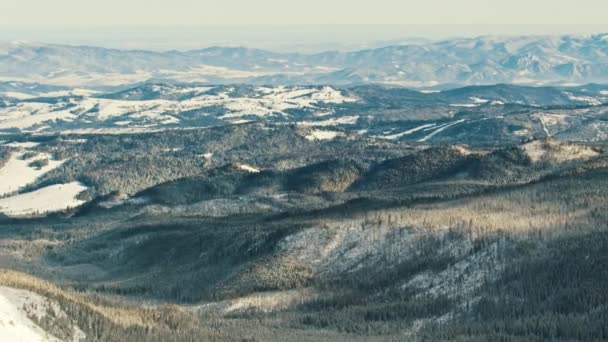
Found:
<box><xmin>2</xmin><ymin>0</ymin><xmax>608</xmax><ymax>51</ymax></box>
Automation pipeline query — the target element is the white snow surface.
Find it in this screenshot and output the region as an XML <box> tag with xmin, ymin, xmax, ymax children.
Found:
<box><xmin>0</xmin><ymin>86</ymin><xmax>359</xmax><ymax>131</ymax></box>
<box><xmin>2</xmin><ymin>142</ymin><xmax>40</xmax><ymax>148</ymax></box>
<box><xmin>298</xmin><ymin>116</ymin><xmax>359</xmax><ymax>127</ymax></box>
<box><xmin>0</xmin><ymin>102</ymin><xmax>78</xmax><ymax>129</ymax></box>
<box><xmin>0</xmin><ymin>287</ymin><xmax>63</xmax><ymax>342</ymax></box>
<box><xmin>383</xmin><ymin>124</ymin><xmax>437</xmax><ymax>140</ymax></box>
<box><xmin>538</xmin><ymin>115</ymin><xmax>551</xmax><ymax>137</ymax></box>
<box><xmin>563</xmin><ymin>92</ymin><xmax>603</xmax><ymax>106</ymax></box>
<box><xmin>0</xmin><ymin>182</ymin><xmax>88</xmax><ymax>217</ymax></box>
<box><xmin>1</xmin><ymin>92</ymin><xmax>35</xmax><ymax>99</ymax></box>
<box><xmin>0</xmin><ymin>152</ymin><xmax>66</xmax><ymax>196</ymax></box>
<box><xmin>469</xmin><ymin>97</ymin><xmax>489</xmax><ymax>104</ymax></box>
<box><xmin>304</xmin><ymin>129</ymin><xmax>345</xmax><ymax>141</ymax></box>
<box><xmin>449</xmin><ymin>103</ymin><xmax>479</xmax><ymax>108</ymax></box>
<box><xmin>418</xmin><ymin>119</ymin><xmax>466</xmax><ymax>142</ymax></box>
<box><xmin>237</xmin><ymin>164</ymin><xmax>261</xmax><ymax>173</ymax></box>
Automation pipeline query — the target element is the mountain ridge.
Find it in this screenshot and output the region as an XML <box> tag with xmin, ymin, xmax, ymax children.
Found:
<box><xmin>2</xmin><ymin>34</ymin><xmax>608</xmax><ymax>87</ymax></box>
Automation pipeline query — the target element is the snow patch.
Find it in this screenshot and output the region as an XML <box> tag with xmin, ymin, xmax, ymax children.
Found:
<box><xmin>310</xmin><ymin>87</ymin><xmax>358</xmax><ymax>103</ymax></box>
<box><xmin>449</xmin><ymin>104</ymin><xmax>479</xmax><ymax>108</ymax></box>
<box><xmin>0</xmin><ymin>86</ymin><xmax>359</xmax><ymax>131</ymax></box>
<box><xmin>1</xmin><ymin>92</ymin><xmax>34</xmax><ymax>99</ymax></box>
<box><xmin>469</xmin><ymin>97</ymin><xmax>489</xmax><ymax>104</ymax></box>
<box><xmin>563</xmin><ymin>92</ymin><xmax>602</xmax><ymax>106</ymax></box>
<box><xmin>0</xmin><ymin>152</ymin><xmax>66</xmax><ymax>196</ymax></box>
<box><xmin>0</xmin><ymin>286</ymin><xmax>64</xmax><ymax>342</ymax></box>
<box><xmin>2</xmin><ymin>141</ymin><xmax>40</xmax><ymax>148</ymax></box>
<box><xmin>304</xmin><ymin>130</ymin><xmax>345</xmax><ymax>141</ymax></box>
<box><xmin>0</xmin><ymin>182</ymin><xmax>88</xmax><ymax>217</ymax></box>
<box><xmin>513</xmin><ymin>129</ymin><xmax>529</xmax><ymax>136</ymax></box>
<box><xmin>418</xmin><ymin>119</ymin><xmax>466</xmax><ymax>142</ymax></box>
<box><xmin>537</xmin><ymin>115</ymin><xmax>551</xmax><ymax>137</ymax></box>
<box><xmin>383</xmin><ymin>124</ymin><xmax>437</xmax><ymax>140</ymax></box>
<box><xmin>298</xmin><ymin>116</ymin><xmax>359</xmax><ymax>127</ymax></box>
<box><xmin>237</xmin><ymin>164</ymin><xmax>260</xmax><ymax>173</ymax></box>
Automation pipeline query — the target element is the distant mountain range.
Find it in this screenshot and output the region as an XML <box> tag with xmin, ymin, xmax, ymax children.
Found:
<box><xmin>1</xmin><ymin>34</ymin><xmax>608</xmax><ymax>87</ymax></box>
<box><xmin>1</xmin><ymin>82</ymin><xmax>607</xmax><ymax>145</ymax></box>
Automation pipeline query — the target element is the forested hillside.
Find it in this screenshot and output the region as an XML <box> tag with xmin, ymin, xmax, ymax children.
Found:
<box><xmin>0</xmin><ymin>125</ymin><xmax>607</xmax><ymax>341</ymax></box>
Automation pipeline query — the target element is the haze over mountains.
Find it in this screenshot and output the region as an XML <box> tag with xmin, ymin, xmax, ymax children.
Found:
<box><xmin>2</xmin><ymin>34</ymin><xmax>608</xmax><ymax>87</ymax></box>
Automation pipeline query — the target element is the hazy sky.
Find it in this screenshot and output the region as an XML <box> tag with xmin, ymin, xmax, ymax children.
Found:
<box><xmin>2</xmin><ymin>0</ymin><xmax>608</xmax><ymax>51</ymax></box>
<box><xmin>4</xmin><ymin>0</ymin><xmax>608</xmax><ymax>26</ymax></box>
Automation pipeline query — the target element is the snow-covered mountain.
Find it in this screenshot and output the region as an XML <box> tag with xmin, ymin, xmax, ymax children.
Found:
<box><xmin>1</xmin><ymin>82</ymin><xmax>608</xmax><ymax>144</ymax></box>
<box><xmin>1</xmin><ymin>34</ymin><xmax>608</xmax><ymax>87</ymax></box>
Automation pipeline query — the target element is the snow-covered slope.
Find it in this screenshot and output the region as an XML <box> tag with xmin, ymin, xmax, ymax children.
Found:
<box><xmin>0</xmin><ymin>286</ymin><xmax>65</xmax><ymax>342</ymax></box>
<box><xmin>0</xmin><ymin>85</ymin><xmax>358</xmax><ymax>133</ymax></box>
<box><xmin>0</xmin><ymin>151</ymin><xmax>66</xmax><ymax>196</ymax></box>
<box><xmin>0</xmin><ymin>182</ymin><xmax>88</xmax><ymax>217</ymax></box>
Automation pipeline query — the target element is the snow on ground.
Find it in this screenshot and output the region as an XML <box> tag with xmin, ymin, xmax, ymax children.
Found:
<box><xmin>418</xmin><ymin>119</ymin><xmax>466</xmax><ymax>142</ymax></box>
<box><xmin>0</xmin><ymin>152</ymin><xmax>66</xmax><ymax>196</ymax></box>
<box><xmin>304</xmin><ymin>129</ymin><xmax>345</xmax><ymax>141</ymax></box>
<box><xmin>0</xmin><ymin>286</ymin><xmax>64</xmax><ymax>342</ymax></box>
<box><xmin>0</xmin><ymin>110</ymin><xmax>77</xmax><ymax>130</ymax></box>
<box><xmin>227</xmin><ymin>119</ymin><xmax>252</xmax><ymax>124</ymax></box>
<box><xmin>0</xmin><ymin>182</ymin><xmax>88</xmax><ymax>217</ymax></box>
<box><xmin>449</xmin><ymin>103</ymin><xmax>479</xmax><ymax>108</ymax></box>
<box><xmin>0</xmin><ymin>86</ymin><xmax>360</xmax><ymax>131</ymax></box>
<box><xmin>0</xmin><ymin>102</ymin><xmax>78</xmax><ymax>130</ymax></box>
<box><xmin>537</xmin><ymin>115</ymin><xmax>551</xmax><ymax>137</ymax></box>
<box><xmin>61</xmin><ymin>139</ymin><xmax>88</xmax><ymax>144</ymax></box>
<box><xmin>403</xmin><ymin>242</ymin><xmax>502</xmax><ymax>300</ymax></box>
<box><xmin>383</xmin><ymin>124</ymin><xmax>437</xmax><ymax>140</ymax></box>
<box><xmin>222</xmin><ymin>87</ymin><xmax>356</xmax><ymax>118</ymax></box>
<box><xmin>86</xmin><ymin>98</ymin><xmax>185</xmax><ymax>122</ymax></box>
<box><xmin>469</xmin><ymin>97</ymin><xmax>489</xmax><ymax>104</ymax></box>
<box><xmin>297</xmin><ymin>116</ymin><xmax>359</xmax><ymax>127</ymax></box>
<box><xmin>261</xmin><ymin>87</ymin><xmax>316</xmax><ymax>100</ymax></box>
<box><xmin>310</xmin><ymin>87</ymin><xmax>358</xmax><ymax>103</ymax></box>
<box><xmin>4</xmin><ymin>71</ymin><xmax>154</xmax><ymax>87</ymax></box>
<box><xmin>1</xmin><ymin>92</ymin><xmax>34</xmax><ymax>99</ymax></box>
<box><xmin>45</xmin><ymin>88</ymin><xmax>98</xmax><ymax>97</ymax></box>
<box><xmin>236</xmin><ymin>163</ymin><xmax>261</xmax><ymax>173</ymax></box>
<box><xmin>2</xmin><ymin>142</ymin><xmax>40</xmax><ymax>148</ymax></box>
<box><xmin>0</xmin><ymin>97</ymin><xmax>186</xmax><ymax>130</ymax></box>
<box><xmin>98</xmin><ymin>196</ymin><xmax>149</xmax><ymax>209</ymax></box>
<box><xmin>220</xmin><ymin>99</ymin><xmax>277</xmax><ymax>118</ymax></box>
<box><xmin>540</xmin><ymin>114</ymin><xmax>570</xmax><ymax>126</ymax></box>
<box><xmin>177</xmin><ymin>86</ymin><xmax>214</xmax><ymax>94</ymax></box>
<box><xmin>563</xmin><ymin>92</ymin><xmax>603</xmax><ymax>106</ymax></box>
